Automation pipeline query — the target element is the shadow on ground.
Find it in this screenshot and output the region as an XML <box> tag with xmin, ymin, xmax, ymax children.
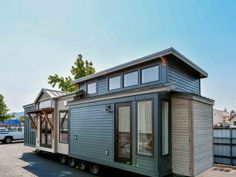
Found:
<box><xmin>0</xmin><ymin>141</ymin><xmax>24</xmax><ymax>145</ymax></box>
<box><xmin>20</xmin><ymin>151</ymin><xmax>147</xmax><ymax>177</ymax></box>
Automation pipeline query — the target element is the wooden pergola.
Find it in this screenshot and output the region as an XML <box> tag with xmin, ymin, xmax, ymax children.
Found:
<box><xmin>27</xmin><ymin>107</ymin><xmax>54</xmax><ymax>133</ymax></box>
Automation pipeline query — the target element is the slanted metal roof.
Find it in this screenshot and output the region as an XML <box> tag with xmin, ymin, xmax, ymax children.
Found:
<box><xmin>73</xmin><ymin>47</ymin><xmax>208</xmax><ymax>84</ymax></box>
<box><xmin>34</xmin><ymin>88</ymin><xmax>67</xmax><ymax>103</ymax></box>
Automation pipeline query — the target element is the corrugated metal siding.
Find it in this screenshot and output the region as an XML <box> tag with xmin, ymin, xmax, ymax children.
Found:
<box><xmin>24</xmin><ymin>117</ymin><xmax>36</xmax><ymax>147</ymax></box>
<box><xmin>213</xmin><ymin>128</ymin><xmax>236</xmax><ymax>165</ymax></box>
<box><xmin>168</xmin><ymin>62</ymin><xmax>200</xmax><ymax>95</ymax></box>
<box><xmin>192</xmin><ymin>101</ymin><xmax>213</xmax><ymax>176</ymax></box>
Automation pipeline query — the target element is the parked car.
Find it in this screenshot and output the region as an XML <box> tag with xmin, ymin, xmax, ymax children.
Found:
<box><xmin>0</xmin><ymin>127</ymin><xmax>24</xmax><ymax>144</ymax></box>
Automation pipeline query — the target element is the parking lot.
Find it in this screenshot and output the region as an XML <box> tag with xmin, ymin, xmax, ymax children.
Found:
<box><xmin>0</xmin><ymin>142</ymin><xmax>144</xmax><ymax>177</ymax></box>
<box><xmin>2</xmin><ymin>142</ymin><xmax>236</xmax><ymax>177</ymax></box>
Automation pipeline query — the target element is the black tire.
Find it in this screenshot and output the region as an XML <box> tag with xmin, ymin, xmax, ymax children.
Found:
<box><xmin>4</xmin><ymin>137</ymin><xmax>12</xmax><ymax>144</ymax></box>
<box><xmin>89</xmin><ymin>163</ymin><xmax>100</xmax><ymax>175</ymax></box>
<box><xmin>60</xmin><ymin>155</ymin><xmax>67</xmax><ymax>164</ymax></box>
<box><xmin>79</xmin><ymin>161</ymin><xmax>87</xmax><ymax>171</ymax></box>
<box><xmin>68</xmin><ymin>158</ymin><xmax>77</xmax><ymax>167</ymax></box>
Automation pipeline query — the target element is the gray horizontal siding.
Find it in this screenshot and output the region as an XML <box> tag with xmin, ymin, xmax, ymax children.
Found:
<box><xmin>69</xmin><ymin>95</ymin><xmax>156</xmax><ymax>177</ymax></box>
<box><xmin>168</xmin><ymin>62</ymin><xmax>200</xmax><ymax>95</ymax></box>
<box><xmin>193</xmin><ymin>101</ymin><xmax>213</xmax><ymax>176</ymax></box>
<box><xmin>97</xmin><ymin>77</ymin><xmax>107</xmax><ymax>94</ymax></box>
<box><xmin>24</xmin><ymin>117</ymin><xmax>36</xmax><ymax>147</ymax></box>
<box><xmin>79</xmin><ymin>83</ymin><xmax>86</xmax><ymax>92</ymax></box>
<box><xmin>70</xmin><ymin>104</ymin><xmax>113</xmax><ymax>162</ymax></box>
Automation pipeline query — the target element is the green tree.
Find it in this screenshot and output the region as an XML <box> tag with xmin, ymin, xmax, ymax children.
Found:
<box><xmin>48</xmin><ymin>54</ymin><xmax>95</xmax><ymax>92</ymax></box>
<box><xmin>0</xmin><ymin>95</ymin><xmax>12</xmax><ymax>122</ymax></box>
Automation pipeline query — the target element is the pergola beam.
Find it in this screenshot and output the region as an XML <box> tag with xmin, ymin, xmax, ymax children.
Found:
<box><xmin>28</xmin><ymin>113</ymin><xmax>37</xmax><ymax>130</ymax></box>
<box><xmin>42</xmin><ymin>110</ymin><xmax>53</xmax><ymax>130</ymax></box>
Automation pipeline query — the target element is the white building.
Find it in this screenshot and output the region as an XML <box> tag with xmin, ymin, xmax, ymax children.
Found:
<box><xmin>213</xmin><ymin>109</ymin><xmax>229</xmax><ymax>126</ymax></box>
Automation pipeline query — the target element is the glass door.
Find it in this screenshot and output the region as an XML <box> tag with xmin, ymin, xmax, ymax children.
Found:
<box><xmin>115</xmin><ymin>103</ymin><xmax>132</xmax><ymax>164</ymax></box>
<box><xmin>40</xmin><ymin>113</ymin><xmax>52</xmax><ymax>148</ymax></box>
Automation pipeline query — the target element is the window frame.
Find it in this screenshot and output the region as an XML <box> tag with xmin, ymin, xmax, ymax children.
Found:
<box><xmin>108</xmin><ymin>75</ymin><xmax>122</xmax><ymax>91</ymax></box>
<box><xmin>86</xmin><ymin>81</ymin><xmax>97</xmax><ymax>95</ymax></box>
<box><xmin>141</xmin><ymin>65</ymin><xmax>160</xmax><ymax>84</ymax></box>
<box><xmin>161</xmin><ymin>99</ymin><xmax>170</xmax><ymax>156</ymax></box>
<box><xmin>59</xmin><ymin>110</ymin><xmax>69</xmax><ymax>144</ymax></box>
<box><xmin>123</xmin><ymin>70</ymin><xmax>139</xmax><ymax>88</ymax></box>
<box><xmin>136</xmin><ymin>99</ymin><xmax>154</xmax><ymax>157</ymax></box>
<box><xmin>114</xmin><ymin>102</ymin><xmax>133</xmax><ymax>163</ymax></box>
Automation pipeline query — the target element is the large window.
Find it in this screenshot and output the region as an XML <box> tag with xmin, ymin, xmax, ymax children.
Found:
<box><xmin>109</xmin><ymin>76</ymin><xmax>121</xmax><ymax>90</ymax></box>
<box><xmin>141</xmin><ymin>65</ymin><xmax>159</xmax><ymax>84</ymax></box>
<box><xmin>59</xmin><ymin>111</ymin><xmax>68</xmax><ymax>144</ymax></box>
<box><xmin>87</xmin><ymin>82</ymin><xmax>97</xmax><ymax>94</ymax></box>
<box><xmin>124</xmin><ymin>71</ymin><xmax>138</xmax><ymax>87</ymax></box>
<box><xmin>137</xmin><ymin>100</ymin><xmax>153</xmax><ymax>155</ymax></box>
<box><xmin>162</xmin><ymin>100</ymin><xmax>169</xmax><ymax>155</ymax></box>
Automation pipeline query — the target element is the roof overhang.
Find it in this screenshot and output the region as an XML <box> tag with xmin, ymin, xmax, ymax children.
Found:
<box><xmin>73</xmin><ymin>47</ymin><xmax>208</xmax><ymax>84</ymax></box>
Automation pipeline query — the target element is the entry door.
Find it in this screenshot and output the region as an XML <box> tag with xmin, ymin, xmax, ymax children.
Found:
<box><xmin>115</xmin><ymin>103</ymin><xmax>132</xmax><ymax>164</ymax></box>
<box><xmin>40</xmin><ymin>114</ymin><xmax>52</xmax><ymax>148</ymax></box>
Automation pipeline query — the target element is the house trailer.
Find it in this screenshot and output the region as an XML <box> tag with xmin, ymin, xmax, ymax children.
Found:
<box><xmin>23</xmin><ymin>88</ymin><xmax>79</xmax><ymax>162</ymax></box>
<box><xmin>24</xmin><ymin>48</ymin><xmax>214</xmax><ymax>177</ymax></box>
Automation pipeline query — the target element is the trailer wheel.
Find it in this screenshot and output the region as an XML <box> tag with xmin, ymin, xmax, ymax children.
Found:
<box><xmin>89</xmin><ymin>163</ymin><xmax>100</xmax><ymax>175</ymax></box>
<box><xmin>4</xmin><ymin>136</ymin><xmax>13</xmax><ymax>144</ymax></box>
<box><xmin>79</xmin><ymin>161</ymin><xmax>87</xmax><ymax>171</ymax></box>
<box><xmin>60</xmin><ymin>155</ymin><xmax>67</xmax><ymax>164</ymax></box>
<box><xmin>68</xmin><ymin>158</ymin><xmax>77</xmax><ymax>167</ymax></box>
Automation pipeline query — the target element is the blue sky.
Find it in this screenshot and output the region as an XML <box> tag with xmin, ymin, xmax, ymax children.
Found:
<box><xmin>0</xmin><ymin>0</ymin><xmax>236</xmax><ymax>112</ymax></box>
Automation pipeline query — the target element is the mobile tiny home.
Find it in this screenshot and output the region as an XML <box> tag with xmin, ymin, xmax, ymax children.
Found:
<box><xmin>23</xmin><ymin>88</ymin><xmax>77</xmax><ymax>161</ymax></box>
<box><xmin>24</xmin><ymin>48</ymin><xmax>214</xmax><ymax>177</ymax></box>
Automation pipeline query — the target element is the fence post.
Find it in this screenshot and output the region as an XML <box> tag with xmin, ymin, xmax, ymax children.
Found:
<box><xmin>230</xmin><ymin>128</ymin><xmax>233</xmax><ymax>166</ymax></box>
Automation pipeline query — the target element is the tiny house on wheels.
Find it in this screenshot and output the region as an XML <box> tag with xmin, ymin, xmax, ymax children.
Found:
<box><xmin>24</xmin><ymin>48</ymin><xmax>214</xmax><ymax>177</ymax></box>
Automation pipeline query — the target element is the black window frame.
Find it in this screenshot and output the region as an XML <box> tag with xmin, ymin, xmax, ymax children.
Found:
<box><xmin>108</xmin><ymin>75</ymin><xmax>121</xmax><ymax>91</ymax></box>
<box><xmin>123</xmin><ymin>70</ymin><xmax>139</xmax><ymax>88</ymax></box>
<box><xmin>141</xmin><ymin>65</ymin><xmax>160</xmax><ymax>84</ymax></box>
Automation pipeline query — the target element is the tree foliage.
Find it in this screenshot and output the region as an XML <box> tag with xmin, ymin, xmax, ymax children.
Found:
<box><xmin>48</xmin><ymin>54</ymin><xmax>95</xmax><ymax>92</ymax></box>
<box><xmin>0</xmin><ymin>94</ymin><xmax>12</xmax><ymax>122</ymax></box>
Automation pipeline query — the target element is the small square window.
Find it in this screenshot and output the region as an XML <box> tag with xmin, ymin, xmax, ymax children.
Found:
<box><xmin>109</xmin><ymin>76</ymin><xmax>121</xmax><ymax>90</ymax></box>
<box><xmin>141</xmin><ymin>65</ymin><xmax>159</xmax><ymax>84</ymax></box>
<box><xmin>87</xmin><ymin>82</ymin><xmax>97</xmax><ymax>94</ymax></box>
<box><xmin>124</xmin><ymin>71</ymin><xmax>138</xmax><ymax>87</ymax></box>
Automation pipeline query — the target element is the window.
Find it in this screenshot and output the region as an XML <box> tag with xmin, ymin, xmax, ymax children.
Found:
<box><xmin>109</xmin><ymin>76</ymin><xmax>121</xmax><ymax>90</ymax></box>
<box><xmin>87</xmin><ymin>82</ymin><xmax>97</xmax><ymax>94</ymax></box>
<box><xmin>39</xmin><ymin>100</ymin><xmax>51</xmax><ymax>109</ymax></box>
<box><xmin>137</xmin><ymin>100</ymin><xmax>153</xmax><ymax>155</ymax></box>
<box><xmin>234</xmin><ymin>121</ymin><xmax>236</xmax><ymax>126</ymax></box>
<box><xmin>124</xmin><ymin>71</ymin><xmax>138</xmax><ymax>87</ymax></box>
<box><xmin>162</xmin><ymin>101</ymin><xmax>169</xmax><ymax>155</ymax></box>
<box><xmin>141</xmin><ymin>65</ymin><xmax>159</xmax><ymax>84</ymax></box>
<box><xmin>59</xmin><ymin>111</ymin><xmax>68</xmax><ymax>144</ymax></box>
